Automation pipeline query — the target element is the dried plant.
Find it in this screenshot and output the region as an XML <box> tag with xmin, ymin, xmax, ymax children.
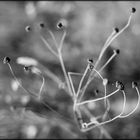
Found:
<box><xmin>3</xmin><ymin>7</ymin><xmax>139</xmax><ymax>138</ymax></box>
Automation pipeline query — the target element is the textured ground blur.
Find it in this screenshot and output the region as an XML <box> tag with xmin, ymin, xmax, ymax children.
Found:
<box><xmin>0</xmin><ymin>1</ymin><xmax>140</xmax><ymax>139</ymax></box>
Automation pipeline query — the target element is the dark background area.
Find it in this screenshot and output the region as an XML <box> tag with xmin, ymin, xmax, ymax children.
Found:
<box><xmin>0</xmin><ymin>1</ymin><xmax>140</xmax><ymax>139</ymax></box>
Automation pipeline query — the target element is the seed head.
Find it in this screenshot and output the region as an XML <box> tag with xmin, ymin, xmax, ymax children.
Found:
<box><xmin>116</xmin><ymin>81</ymin><xmax>124</xmax><ymax>91</ymax></box>
<box><xmin>87</xmin><ymin>58</ymin><xmax>94</xmax><ymax>64</ymax></box>
<box><xmin>57</xmin><ymin>22</ymin><xmax>63</xmax><ymax>29</ymax></box>
<box><xmin>3</xmin><ymin>57</ymin><xmax>11</xmax><ymax>64</ymax></box>
<box><xmin>39</xmin><ymin>22</ymin><xmax>45</xmax><ymax>29</ymax></box>
<box><xmin>82</xmin><ymin>123</ymin><xmax>87</xmax><ymax>129</ymax></box>
<box><xmin>24</xmin><ymin>66</ymin><xmax>32</xmax><ymax>73</ymax></box>
<box><xmin>24</xmin><ymin>66</ymin><xmax>30</xmax><ymax>72</ymax></box>
<box><xmin>132</xmin><ymin>81</ymin><xmax>138</xmax><ymax>88</ymax></box>
<box><xmin>113</xmin><ymin>49</ymin><xmax>120</xmax><ymax>54</ymax></box>
<box><xmin>114</xmin><ymin>27</ymin><xmax>119</xmax><ymax>33</ymax></box>
<box><xmin>94</xmin><ymin>89</ymin><xmax>99</xmax><ymax>95</ymax></box>
<box><xmin>132</xmin><ymin>7</ymin><xmax>136</xmax><ymax>13</ymax></box>
<box><xmin>25</xmin><ymin>26</ymin><xmax>31</xmax><ymax>32</ymax></box>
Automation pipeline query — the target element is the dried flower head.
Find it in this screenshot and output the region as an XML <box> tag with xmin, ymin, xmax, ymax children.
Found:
<box><xmin>116</xmin><ymin>81</ymin><xmax>124</xmax><ymax>91</ymax></box>
<box><xmin>24</xmin><ymin>65</ymin><xmax>31</xmax><ymax>72</ymax></box>
<box><xmin>3</xmin><ymin>56</ymin><xmax>11</xmax><ymax>64</ymax></box>
<box><xmin>87</xmin><ymin>58</ymin><xmax>94</xmax><ymax>64</ymax></box>
<box><xmin>57</xmin><ymin>22</ymin><xmax>64</xmax><ymax>29</ymax></box>
<box><xmin>132</xmin><ymin>81</ymin><xmax>138</xmax><ymax>88</ymax></box>
<box><xmin>25</xmin><ymin>25</ymin><xmax>31</xmax><ymax>32</ymax></box>
<box><xmin>113</xmin><ymin>49</ymin><xmax>120</xmax><ymax>54</ymax></box>
<box><xmin>132</xmin><ymin>7</ymin><xmax>136</xmax><ymax>13</ymax></box>
<box><xmin>39</xmin><ymin>22</ymin><xmax>45</xmax><ymax>29</ymax></box>
<box><xmin>114</xmin><ymin>27</ymin><xmax>119</xmax><ymax>33</ymax></box>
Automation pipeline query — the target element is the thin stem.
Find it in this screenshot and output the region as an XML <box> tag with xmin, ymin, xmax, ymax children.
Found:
<box><xmin>99</xmin><ymin>52</ymin><xmax>117</xmax><ymax>73</ymax></box>
<box><xmin>105</xmin><ymin>13</ymin><xmax>133</xmax><ymax>51</ymax></box>
<box><xmin>119</xmin><ymin>87</ymin><xmax>140</xmax><ymax>118</ymax></box>
<box><xmin>81</xmin><ymin>89</ymin><xmax>126</xmax><ymax>132</ymax></box>
<box><xmin>68</xmin><ymin>72</ymin><xmax>84</xmax><ymax>76</ymax></box>
<box><xmin>48</xmin><ymin>29</ymin><xmax>58</xmax><ymax>49</ymax></box>
<box><xmin>58</xmin><ymin>50</ymin><xmax>73</xmax><ymax>97</ymax></box>
<box><xmin>76</xmin><ymin>89</ymin><xmax>119</xmax><ymax>106</ymax></box>
<box><xmin>68</xmin><ymin>72</ymin><xmax>76</xmax><ymax>97</ymax></box>
<box><xmin>73</xmin><ymin>107</ymin><xmax>84</xmax><ymax>129</ymax></box>
<box><xmin>93</xmin><ymin>68</ymin><xmax>104</xmax><ymax>80</ymax></box>
<box><xmin>80</xmin><ymin>13</ymin><xmax>134</xmax><ymax>100</ymax></box>
<box><xmin>90</xmin><ymin>13</ymin><xmax>133</xmax><ymax>79</ymax></box>
<box><xmin>82</xmin><ymin>106</ymin><xmax>112</xmax><ymax>138</ymax></box>
<box><xmin>99</xmin><ymin>126</ymin><xmax>112</xmax><ymax>139</ymax></box>
<box><xmin>80</xmin><ymin>51</ymin><xmax>116</xmax><ymax>99</ymax></box>
<box><xmin>79</xmin><ymin>68</ymin><xmax>110</xmax><ymax>121</ymax></box>
<box><xmin>40</xmin><ymin>35</ymin><xmax>58</xmax><ymax>58</ymax></box>
<box><xmin>78</xmin><ymin>67</ymin><xmax>104</xmax><ymax>103</ymax></box>
<box><xmin>59</xmin><ymin>30</ymin><xmax>66</xmax><ymax>51</ymax></box>
<box><xmin>38</xmin><ymin>75</ymin><xmax>45</xmax><ymax>100</ymax></box>
<box><xmin>8</xmin><ymin>63</ymin><xmax>72</xmax><ymax>124</ymax></box>
<box><xmin>102</xmin><ymin>97</ymin><xmax>110</xmax><ymax>121</ymax></box>
<box><xmin>105</xmin><ymin>29</ymin><xmax>116</xmax><ymax>46</ymax></box>
<box><xmin>68</xmin><ymin>71</ymin><xmax>85</xmax><ymax>98</ymax></box>
<box><xmin>7</xmin><ymin>63</ymin><xmax>37</xmax><ymax>98</ymax></box>
<box><xmin>97</xmin><ymin>30</ymin><xmax>116</xmax><ymax>66</ymax></box>
<box><xmin>40</xmin><ymin>98</ymin><xmax>73</xmax><ymax>123</ymax></box>
<box><xmin>76</xmin><ymin>64</ymin><xmax>89</xmax><ymax>99</ymax></box>
<box><xmin>104</xmin><ymin>82</ymin><xmax>107</xmax><ymax>106</ymax></box>
<box><xmin>39</xmin><ymin>63</ymin><xmax>65</xmax><ymax>88</ymax></box>
<box><xmin>38</xmin><ymin>63</ymin><xmax>69</xmax><ymax>93</ymax></box>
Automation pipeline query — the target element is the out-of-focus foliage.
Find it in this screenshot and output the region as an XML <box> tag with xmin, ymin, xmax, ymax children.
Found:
<box><xmin>0</xmin><ymin>1</ymin><xmax>140</xmax><ymax>139</ymax></box>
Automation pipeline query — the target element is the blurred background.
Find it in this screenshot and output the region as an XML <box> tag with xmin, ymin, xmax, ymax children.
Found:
<box><xmin>0</xmin><ymin>1</ymin><xmax>140</xmax><ymax>139</ymax></box>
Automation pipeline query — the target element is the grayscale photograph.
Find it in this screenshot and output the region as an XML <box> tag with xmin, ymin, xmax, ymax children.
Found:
<box><xmin>0</xmin><ymin>1</ymin><xmax>139</xmax><ymax>139</ymax></box>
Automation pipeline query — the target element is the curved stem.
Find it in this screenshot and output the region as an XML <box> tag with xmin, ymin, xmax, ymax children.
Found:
<box><xmin>119</xmin><ymin>87</ymin><xmax>140</xmax><ymax>118</ymax></box>
<box><xmin>78</xmin><ymin>67</ymin><xmax>105</xmax><ymax>103</ymax></box>
<box><xmin>81</xmin><ymin>89</ymin><xmax>126</xmax><ymax>132</ymax></box>
<box><xmin>81</xmin><ymin>13</ymin><xmax>134</xmax><ymax>98</ymax></box>
<box><xmin>7</xmin><ymin>63</ymin><xmax>37</xmax><ymax>98</ymax></box>
<box><xmin>99</xmin><ymin>52</ymin><xmax>117</xmax><ymax>73</ymax></box>
<box><xmin>77</xmin><ymin>89</ymin><xmax>119</xmax><ymax>106</ymax></box>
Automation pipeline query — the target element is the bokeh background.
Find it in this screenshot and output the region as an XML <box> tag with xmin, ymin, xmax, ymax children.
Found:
<box><xmin>0</xmin><ymin>1</ymin><xmax>140</xmax><ymax>139</ymax></box>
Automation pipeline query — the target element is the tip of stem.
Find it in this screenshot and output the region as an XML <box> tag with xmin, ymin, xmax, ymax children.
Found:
<box><xmin>25</xmin><ymin>25</ymin><xmax>31</xmax><ymax>32</ymax></box>
<box><xmin>132</xmin><ymin>7</ymin><xmax>136</xmax><ymax>13</ymax></box>
<box><xmin>24</xmin><ymin>66</ymin><xmax>30</xmax><ymax>72</ymax></box>
<box><xmin>39</xmin><ymin>22</ymin><xmax>45</xmax><ymax>29</ymax></box>
<box><xmin>87</xmin><ymin>58</ymin><xmax>94</xmax><ymax>64</ymax></box>
<box><xmin>3</xmin><ymin>56</ymin><xmax>11</xmax><ymax>64</ymax></box>
<box><xmin>132</xmin><ymin>81</ymin><xmax>138</xmax><ymax>88</ymax></box>
<box><xmin>114</xmin><ymin>27</ymin><xmax>119</xmax><ymax>33</ymax></box>
<box><xmin>116</xmin><ymin>81</ymin><xmax>124</xmax><ymax>91</ymax></box>
<box><xmin>94</xmin><ymin>89</ymin><xmax>99</xmax><ymax>95</ymax></box>
<box><xmin>82</xmin><ymin>123</ymin><xmax>87</xmax><ymax>129</ymax></box>
<box><xmin>114</xmin><ymin>49</ymin><xmax>120</xmax><ymax>54</ymax></box>
<box><xmin>57</xmin><ymin>22</ymin><xmax>64</xmax><ymax>29</ymax></box>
